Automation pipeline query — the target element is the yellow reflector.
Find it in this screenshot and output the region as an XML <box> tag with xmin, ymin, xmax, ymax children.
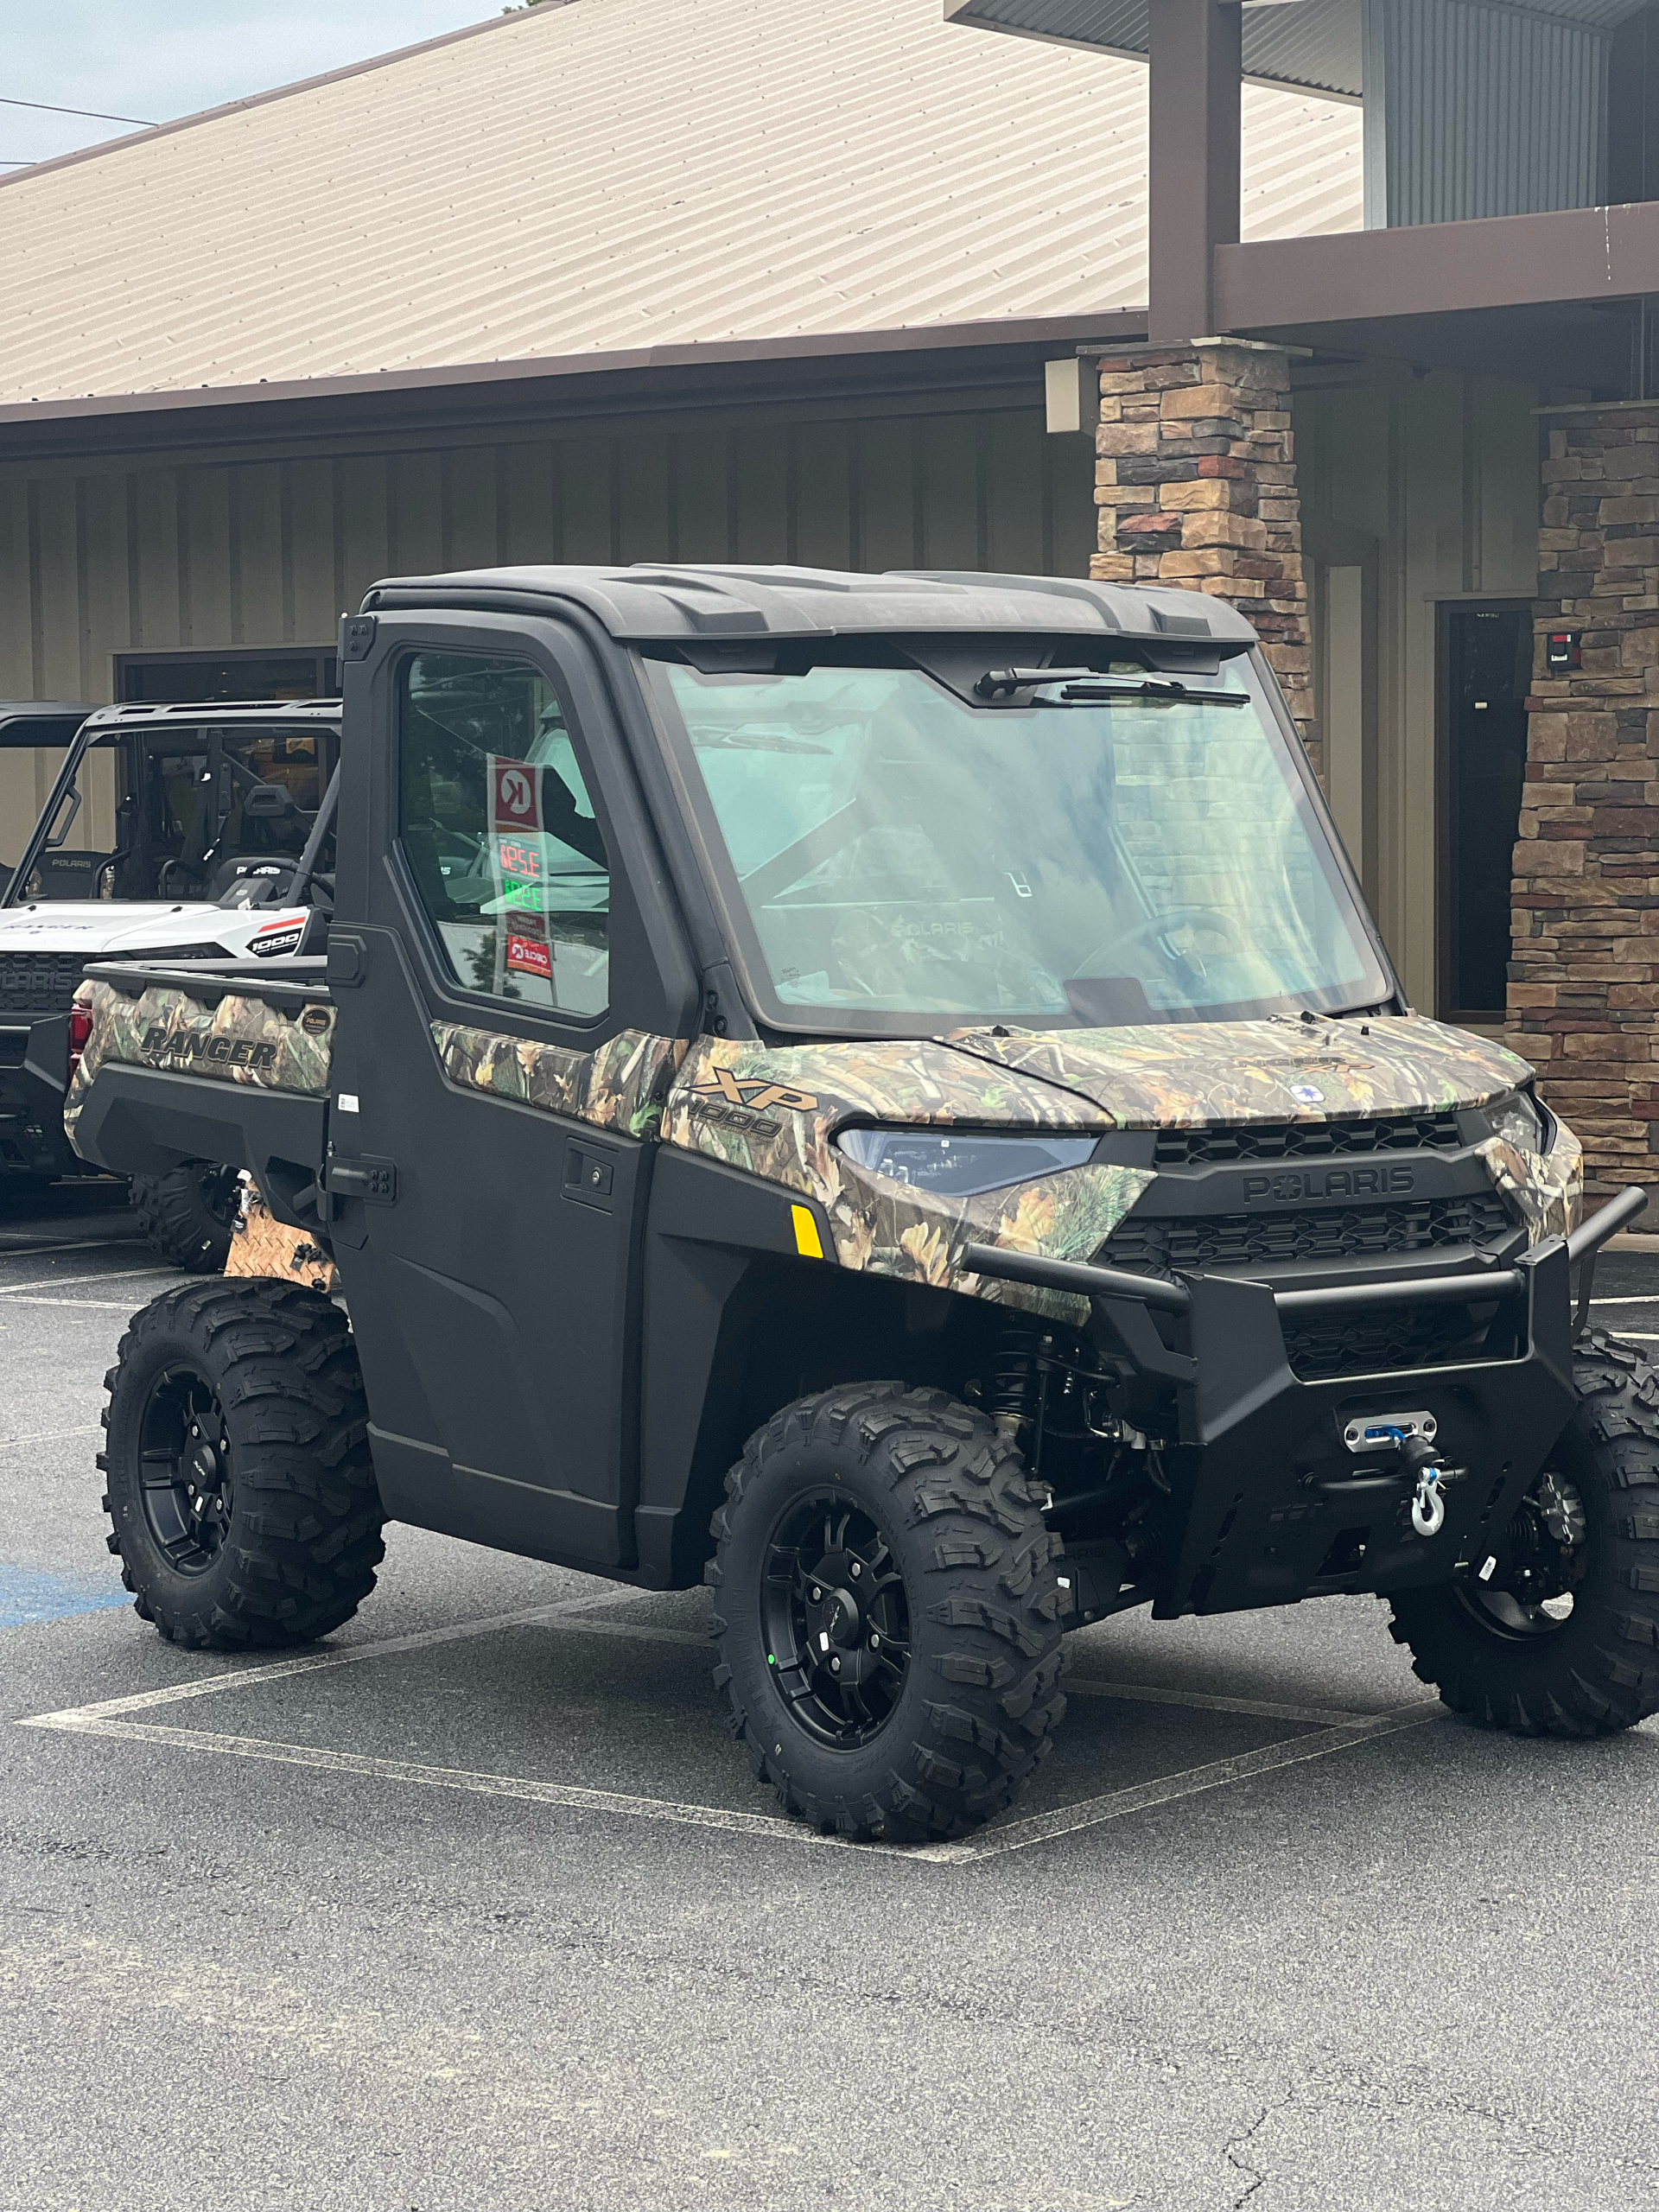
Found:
<box><xmin>791</xmin><ymin>1205</ymin><xmax>825</xmax><ymax>1260</ymax></box>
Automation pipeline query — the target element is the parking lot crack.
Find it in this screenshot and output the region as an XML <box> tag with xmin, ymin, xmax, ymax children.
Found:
<box><xmin>1224</xmin><ymin>2105</ymin><xmax>1270</xmax><ymax>2208</ymax></box>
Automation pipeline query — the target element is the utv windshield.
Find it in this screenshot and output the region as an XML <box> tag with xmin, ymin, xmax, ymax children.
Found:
<box><xmin>3</xmin><ymin>721</ymin><xmax>335</xmax><ymax>906</ymax></box>
<box><xmin>649</xmin><ymin>653</ymin><xmax>1390</xmax><ymax>1032</ymax></box>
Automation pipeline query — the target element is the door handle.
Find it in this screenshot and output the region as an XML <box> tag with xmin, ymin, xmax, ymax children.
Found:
<box><xmin>563</xmin><ymin>1141</ymin><xmax>615</xmax><ymax>1211</ymax></box>
<box><xmin>326</xmin><ymin>1157</ymin><xmax>397</xmax><ymax>1203</ymax></box>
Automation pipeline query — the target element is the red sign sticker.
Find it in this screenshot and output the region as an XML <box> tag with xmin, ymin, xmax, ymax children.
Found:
<box><xmin>505</xmin><ymin>933</ymin><xmax>553</xmax><ymax>980</ymax></box>
<box><xmin>493</xmin><ymin>760</ymin><xmax>538</xmax><ymax>827</ymax></box>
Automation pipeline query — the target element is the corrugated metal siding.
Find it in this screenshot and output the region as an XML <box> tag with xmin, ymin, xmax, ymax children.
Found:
<box><xmin>0</xmin><ymin>404</ymin><xmax>1096</xmax><ymax>706</ymax></box>
<box><xmin>0</xmin><ymin>0</ymin><xmax>1360</xmax><ymax>408</ymax></box>
<box><xmin>951</xmin><ymin>0</ymin><xmax>1364</xmax><ymax>99</ymax></box>
<box><xmin>1363</xmin><ymin>0</ymin><xmax>1608</xmax><ymax>225</ymax></box>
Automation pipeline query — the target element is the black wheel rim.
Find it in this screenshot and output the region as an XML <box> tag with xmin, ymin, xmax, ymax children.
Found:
<box><xmin>138</xmin><ymin>1364</ymin><xmax>235</xmax><ymax>1575</ymax></box>
<box><xmin>1456</xmin><ymin>1466</ymin><xmax>1589</xmax><ymax>1641</ymax></box>
<box><xmin>760</xmin><ymin>1491</ymin><xmax>912</xmax><ymax>1750</ymax></box>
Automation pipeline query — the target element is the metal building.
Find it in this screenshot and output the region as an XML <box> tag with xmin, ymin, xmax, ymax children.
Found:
<box><xmin>6</xmin><ymin>0</ymin><xmax>1659</xmax><ymax>1179</ymax></box>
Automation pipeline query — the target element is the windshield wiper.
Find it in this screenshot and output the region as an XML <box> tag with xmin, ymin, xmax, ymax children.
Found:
<box><xmin>974</xmin><ymin>668</ymin><xmax>1245</xmax><ymax>709</ymax></box>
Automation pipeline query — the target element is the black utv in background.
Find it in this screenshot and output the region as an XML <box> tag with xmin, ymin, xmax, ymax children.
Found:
<box><xmin>64</xmin><ymin>565</ymin><xmax>1658</xmax><ymax>1846</ymax></box>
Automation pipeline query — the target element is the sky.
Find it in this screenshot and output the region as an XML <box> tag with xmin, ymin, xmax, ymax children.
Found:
<box><xmin>2</xmin><ymin>1</ymin><xmax>507</xmax><ymax>168</ymax></box>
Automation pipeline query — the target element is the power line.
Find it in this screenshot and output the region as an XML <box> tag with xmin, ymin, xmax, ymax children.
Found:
<box><xmin>0</xmin><ymin>96</ymin><xmax>157</xmax><ymax>126</ymax></box>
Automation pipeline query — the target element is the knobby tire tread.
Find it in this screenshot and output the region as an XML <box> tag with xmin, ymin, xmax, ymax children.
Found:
<box><xmin>101</xmin><ymin>1276</ymin><xmax>384</xmax><ymax>1649</ymax></box>
<box><xmin>129</xmin><ymin>1163</ymin><xmax>238</xmax><ymax>1274</ymax></box>
<box><xmin>706</xmin><ymin>1381</ymin><xmax>1068</xmax><ymax>1846</ymax></box>
<box><xmin>1389</xmin><ymin>1328</ymin><xmax>1659</xmax><ymax>1737</ymax></box>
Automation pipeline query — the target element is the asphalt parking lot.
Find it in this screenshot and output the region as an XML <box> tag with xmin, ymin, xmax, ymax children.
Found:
<box><xmin>3</xmin><ymin>1183</ymin><xmax>1658</xmax><ymax>2212</ymax></box>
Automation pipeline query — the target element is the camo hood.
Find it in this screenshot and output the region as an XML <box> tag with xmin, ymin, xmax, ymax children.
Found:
<box><xmin>662</xmin><ymin>1014</ymin><xmax>1574</xmax><ymax>1320</ymax></box>
<box><xmin>940</xmin><ymin>1012</ymin><xmax>1530</xmax><ymax>1126</ymax></box>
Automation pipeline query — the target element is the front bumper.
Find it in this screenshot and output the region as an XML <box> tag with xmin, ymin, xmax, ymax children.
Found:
<box><xmin>965</xmin><ymin>1186</ymin><xmax>1644</xmax><ymax>1618</ymax></box>
<box><xmin>0</xmin><ymin>1016</ymin><xmax>79</xmax><ymax>1179</ymax></box>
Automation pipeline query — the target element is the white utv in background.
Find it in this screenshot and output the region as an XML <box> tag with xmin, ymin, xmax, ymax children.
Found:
<box><xmin>0</xmin><ymin>698</ymin><xmax>338</xmax><ymax>1263</ymax></box>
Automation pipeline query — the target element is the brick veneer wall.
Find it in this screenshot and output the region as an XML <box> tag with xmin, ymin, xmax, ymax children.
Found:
<box><xmin>1515</xmin><ymin>403</ymin><xmax>1659</xmax><ymax>1192</ymax></box>
<box><xmin>1089</xmin><ymin>340</ymin><xmax>1319</xmax><ymax>780</ymax></box>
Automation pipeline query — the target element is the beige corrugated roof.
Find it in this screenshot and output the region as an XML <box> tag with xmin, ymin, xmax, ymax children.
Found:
<box><xmin>0</xmin><ymin>0</ymin><xmax>1360</xmax><ymax>410</ymax></box>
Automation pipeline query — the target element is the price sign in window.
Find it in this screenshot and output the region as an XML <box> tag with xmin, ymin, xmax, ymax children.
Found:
<box><xmin>398</xmin><ymin>652</ymin><xmax>610</xmax><ymax>1017</ymax></box>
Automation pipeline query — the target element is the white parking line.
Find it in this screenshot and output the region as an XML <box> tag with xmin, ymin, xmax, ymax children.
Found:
<box><xmin>18</xmin><ymin>1596</ymin><xmax>1443</xmax><ymax>1861</ymax></box>
<box><xmin>0</xmin><ymin>1237</ymin><xmax>142</xmax><ymax>1262</ymax></box>
<box><xmin>947</xmin><ymin>1704</ymin><xmax>1443</xmax><ymax>1861</ymax></box>
<box><xmin>0</xmin><ymin>1295</ymin><xmax>158</xmax><ymax>1311</ymax></box>
<box><xmin>1061</xmin><ymin>1678</ymin><xmax>1381</xmax><ymax>1727</ymax></box>
<box><xmin>0</xmin><ymin>1268</ymin><xmax>173</xmax><ymax>1298</ymax></box>
<box><xmin>1589</xmin><ymin>1294</ymin><xmax>1659</xmax><ymax>1306</ymax></box>
<box><xmin>33</xmin><ymin>1716</ymin><xmax>870</xmax><ymax>1853</ymax></box>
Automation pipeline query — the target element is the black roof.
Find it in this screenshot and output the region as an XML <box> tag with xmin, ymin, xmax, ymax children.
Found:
<box><xmin>362</xmin><ymin>563</ymin><xmax>1258</xmax><ymax>647</ymax></box>
<box><xmin>0</xmin><ymin>702</ymin><xmax>94</xmax><ymax>746</ymax></box>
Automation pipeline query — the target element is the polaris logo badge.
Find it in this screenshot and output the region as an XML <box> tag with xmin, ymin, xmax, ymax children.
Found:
<box><xmin>1243</xmin><ymin>1166</ymin><xmax>1415</xmax><ymax>1202</ymax></box>
<box><xmin>1290</xmin><ymin>1082</ymin><xmax>1325</xmax><ymax>1105</ymax></box>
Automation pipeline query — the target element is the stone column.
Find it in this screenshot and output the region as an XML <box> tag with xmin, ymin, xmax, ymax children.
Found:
<box><xmin>1512</xmin><ymin>402</ymin><xmax>1659</xmax><ymax>1194</ymax></box>
<box><xmin>1088</xmin><ymin>339</ymin><xmax>1317</xmax><ymax>779</ymax></box>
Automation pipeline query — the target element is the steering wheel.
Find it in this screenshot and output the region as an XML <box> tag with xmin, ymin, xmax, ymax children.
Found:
<box><xmin>1073</xmin><ymin>905</ymin><xmax>1236</xmax><ymax>979</ymax></box>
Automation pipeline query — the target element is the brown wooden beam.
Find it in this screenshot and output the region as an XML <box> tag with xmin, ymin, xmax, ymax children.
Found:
<box><xmin>1214</xmin><ymin>201</ymin><xmax>1659</xmax><ymax>331</ymax></box>
<box><xmin>1147</xmin><ymin>0</ymin><xmax>1242</xmax><ymax>344</ymax></box>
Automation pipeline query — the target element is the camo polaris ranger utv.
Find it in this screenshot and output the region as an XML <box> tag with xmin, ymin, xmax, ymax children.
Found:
<box><xmin>64</xmin><ymin>566</ymin><xmax>1659</xmax><ymax>1845</ymax></box>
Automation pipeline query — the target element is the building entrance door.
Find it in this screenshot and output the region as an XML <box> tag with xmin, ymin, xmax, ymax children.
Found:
<box><xmin>1440</xmin><ymin>602</ymin><xmax>1531</xmax><ymax>1025</ymax></box>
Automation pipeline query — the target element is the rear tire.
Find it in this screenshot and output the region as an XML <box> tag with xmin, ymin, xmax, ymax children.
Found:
<box><xmin>101</xmin><ymin>1278</ymin><xmax>384</xmax><ymax>1649</ymax></box>
<box><xmin>1389</xmin><ymin>1330</ymin><xmax>1659</xmax><ymax>1735</ymax></box>
<box><xmin>129</xmin><ymin>1160</ymin><xmax>241</xmax><ymax>1273</ymax></box>
<box><xmin>707</xmin><ymin>1382</ymin><xmax>1068</xmax><ymax>1845</ymax></box>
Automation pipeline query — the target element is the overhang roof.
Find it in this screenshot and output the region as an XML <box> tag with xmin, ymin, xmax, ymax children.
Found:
<box><xmin>947</xmin><ymin>0</ymin><xmax>1652</xmax><ymax>101</ymax></box>
<box><xmin>0</xmin><ymin>0</ymin><xmax>1358</xmax><ymax>420</ymax></box>
<box><xmin>950</xmin><ymin>0</ymin><xmax>1365</xmax><ymax>99</ymax></box>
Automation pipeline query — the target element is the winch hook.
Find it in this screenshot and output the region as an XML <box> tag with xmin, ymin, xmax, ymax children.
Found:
<box><xmin>1395</xmin><ymin>1430</ymin><xmax>1447</xmax><ymax>1539</ymax></box>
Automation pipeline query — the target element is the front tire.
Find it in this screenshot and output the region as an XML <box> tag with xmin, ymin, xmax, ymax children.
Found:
<box><xmin>1389</xmin><ymin>1330</ymin><xmax>1659</xmax><ymax>1735</ymax></box>
<box><xmin>101</xmin><ymin>1278</ymin><xmax>385</xmax><ymax>1649</ymax></box>
<box><xmin>707</xmin><ymin>1382</ymin><xmax>1068</xmax><ymax>1845</ymax></box>
<box><xmin>129</xmin><ymin>1160</ymin><xmax>241</xmax><ymax>1273</ymax></box>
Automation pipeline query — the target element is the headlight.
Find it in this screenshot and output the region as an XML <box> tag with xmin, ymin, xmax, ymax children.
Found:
<box><xmin>1485</xmin><ymin>1089</ymin><xmax>1548</xmax><ymax>1154</ymax></box>
<box><xmin>836</xmin><ymin>1127</ymin><xmax>1099</xmax><ymax>1198</ymax></box>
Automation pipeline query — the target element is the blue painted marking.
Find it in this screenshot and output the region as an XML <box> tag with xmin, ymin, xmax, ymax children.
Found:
<box><xmin>0</xmin><ymin>1563</ymin><xmax>129</xmax><ymax>1630</ymax></box>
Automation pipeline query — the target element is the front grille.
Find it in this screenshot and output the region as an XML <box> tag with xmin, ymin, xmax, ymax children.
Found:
<box><xmin>0</xmin><ymin>950</ymin><xmax>88</xmax><ymax>1016</ymax></box>
<box><xmin>1281</xmin><ymin>1307</ymin><xmax>1487</xmax><ymax>1383</ymax></box>
<box><xmin>1100</xmin><ymin>1191</ymin><xmax>1515</xmax><ymax>1277</ymax></box>
<box><xmin>1152</xmin><ymin>1112</ymin><xmax>1464</xmax><ymax>1166</ymax></box>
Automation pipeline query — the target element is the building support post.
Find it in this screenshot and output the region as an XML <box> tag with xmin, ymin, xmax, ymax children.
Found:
<box><xmin>1147</xmin><ymin>0</ymin><xmax>1241</xmax><ymax>345</ymax></box>
<box><xmin>1511</xmin><ymin>404</ymin><xmax>1659</xmax><ymax>1194</ymax></box>
<box><xmin>1090</xmin><ymin>341</ymin><xmax>1317</xmax><ymax>778</ymax></box>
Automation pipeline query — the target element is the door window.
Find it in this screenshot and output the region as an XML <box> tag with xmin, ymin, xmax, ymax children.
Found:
<box><xmin>397</xmin><ymin>650</ymin><xmax>610</xmax><ymax>1018</ymax></box>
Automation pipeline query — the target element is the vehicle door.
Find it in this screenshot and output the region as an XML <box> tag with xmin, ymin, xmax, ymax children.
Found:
<box><xmin>325</xmin><ymin>613</ymin><xmax>699</xmax><ymax>1572</ymax></box>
